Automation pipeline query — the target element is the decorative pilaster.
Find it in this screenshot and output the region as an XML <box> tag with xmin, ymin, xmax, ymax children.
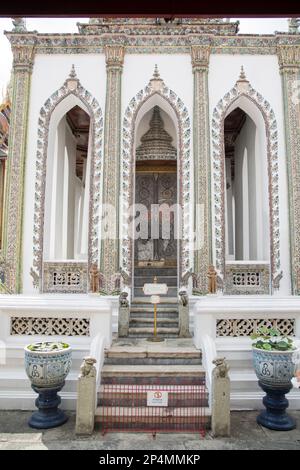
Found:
<box><xmin>191</xmin><ymin>45</ymin><xmax>211</xmax><ymax>294</ymax></box>
<box><xmin>277</xmin><ymin>46</ymin><xmax>300</xmax><ymax>294</ymax></box>
<box><xmin>3</xmin><ymin>29</ymin><xmax>35</xmax><ymax>292</ymax></box>
<box><xmin>100</xmin><ymin>45</ymin><xmax>124</xmax><ymax>294</ymax></box>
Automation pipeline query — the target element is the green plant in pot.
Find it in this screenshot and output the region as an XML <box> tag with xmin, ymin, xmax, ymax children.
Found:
<box><xmin>251</xmin><ymin>327</ymin><xmax>300</xmax><ymax>430</ymax></box>
<box><xmin>24</xmin><ymin>341</ymin><xmax>72</xmax><ymax>429</ymax></box>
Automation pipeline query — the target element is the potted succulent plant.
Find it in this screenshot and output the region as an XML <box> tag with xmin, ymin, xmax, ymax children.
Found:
<box><xmin>24</xmin><ymin>341</ymin><xmax>72</xmax><ymax>429</ymax></box>
<box><xmin>251</xmin><ymin>327</ymin><xmax>300</xmax><ymax>430</ymax></box>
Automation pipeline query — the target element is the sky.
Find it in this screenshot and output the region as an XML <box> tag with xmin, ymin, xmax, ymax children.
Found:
<box><xmin>0</xmin><ymin>17</ymin><xmax>289</xmax><ymax>99</ymax></box>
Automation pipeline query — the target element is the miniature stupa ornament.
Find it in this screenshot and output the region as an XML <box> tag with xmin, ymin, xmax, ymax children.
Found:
<box><xmin>66</xmin><ymin>64</ymin><xmax>79</xmax><ymax>91</ymax></box>
<box><xmin>136</xmin><ymin>106</ymin><xmax>177</xmax><ymax>161</ymax></box>
<box><xmin>69</xmin><ymin>64</ymin><xmax>77</xmax><ymax>79</ymax></box>
<box><xmin>239</xmin><ymin>66</ymin><xmax>247</xmax><ymax>81</ymax></box>
<box><xmin>153</xmin><ymin>64</ymin><xmax>160</xmax><ymax>79</ymax></box>
<box><xmin>149</xmin><ymin>64</ymin><xmax>164</xmax><ymax>92</ymax></box>
<box><xmin>236</xmin><ymin>66</ymin><xmax>250</xmax><ymax>92</ymax></box>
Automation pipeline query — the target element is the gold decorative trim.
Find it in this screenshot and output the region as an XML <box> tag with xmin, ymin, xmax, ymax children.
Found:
<box><xmin>100</xmin><ymin>46</ymin><xmax>124</xmax><ymax>293</ymax></box>
<box><xmin>3</xmin><ymin>43</ymin><xmax>35</xmax><ymax>292</ymax></box>
<box><xmin>191</xmin><ymin>46</ymin><xmax>211</xmax><ymax>294</ymax></box>
<box><xmin>278</xmin><ymin>46</ymin><xmax>300</xmax><ymax>293</ymax></box>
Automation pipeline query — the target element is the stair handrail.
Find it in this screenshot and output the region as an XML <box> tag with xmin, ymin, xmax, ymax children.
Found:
<box><xmin>201</xmin><ymin>334</ymin><xmax>217</xmax><ymax>396</ymax></box>
<box><xmin>89</xmin><ymin>333</ymin><xmax>106</xmax><ymax>389</ymax></box>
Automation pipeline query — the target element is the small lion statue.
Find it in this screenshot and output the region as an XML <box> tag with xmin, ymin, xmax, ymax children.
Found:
<box><xmin>212</xmin><ymin>357</ymin><xmax>230</xmax><ymax>378</ymax></box>
<box><xmin>80</xmin><ymin>356</ymin><xmax>97</xmax><ymax>378</ymax></box>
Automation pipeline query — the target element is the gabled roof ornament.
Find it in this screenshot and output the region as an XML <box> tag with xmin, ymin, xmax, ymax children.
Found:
<box><xmin>236</xmin><ymin>66</ymin><xmax>250</xmax><ymax>92</ymax></box>
<box><xmin>153</xmin><ymin>64</ymin><xmax>160</xmax><ymax>79</ymax></box>
<box><xmin>239</xmin><ymin>66</ymin><xmax>247</xmax><ymax>81</ymax></box>
<box><xmin>66</xmin><ymin>64</ymin><xmax>79</xmax><ymax>91</ymax></box>
<box><xmin>69</xmin><ymin>64</ymin><xmax>77</xmax><ymax>79</ymax></box>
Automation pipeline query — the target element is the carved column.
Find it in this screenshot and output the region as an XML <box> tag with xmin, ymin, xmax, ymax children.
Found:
<box><xmin>100</xmin><ymin>45</ymin><xmax>124</xmax><ymax>293</ymax></box>
<box><xmin>278</xmin><ymin>46</ymin><xmax>300</xmax><ymax>294</ymax></box>
<box><xmin>3</xmin><ymin>34</ymin><xmax>35</xmax><ymax>292</ymax></box>
<box><xmin>191</xmin><ymin>45</ymin><xmax>211</xmax><ymax>294</ymax></box>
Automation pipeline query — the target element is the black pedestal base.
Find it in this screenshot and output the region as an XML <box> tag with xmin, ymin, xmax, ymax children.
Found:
<box><xmin>257</xmin><ymin>381</ymin><xmax>296</xmax><ymax>431</ymax></box>
<box><xmin>29</xmin><ymin>382</ymin><xmax>68</xmax><ymax>429</ymax></box>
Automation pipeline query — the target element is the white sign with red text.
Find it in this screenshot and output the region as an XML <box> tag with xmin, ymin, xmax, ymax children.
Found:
<box><xmin>147</xmin><ymin>390</ymin><xmax>168</xmax><ymax>407</ymax></box>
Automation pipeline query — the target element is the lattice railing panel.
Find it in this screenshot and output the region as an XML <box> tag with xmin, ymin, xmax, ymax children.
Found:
<box><xmin>225</xmin><ymin>263</ymin><xmax>270</xmax><ymax>295</ymax></box>
<box><xmin>43</xmin><ymin>262</ymin><xmax>88</xmax><ymax>293</ymax></box>
<box><xmin>11</xmin><ymin>317</ymin><xmax>90</xmax><ymax>336</ymax></box>
<box><xmin>216</xmin><ymin>318</ymin><xmax>295</xmax><ymax>337</ymax></box>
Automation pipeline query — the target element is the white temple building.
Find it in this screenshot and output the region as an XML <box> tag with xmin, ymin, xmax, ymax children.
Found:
<box><xmin>0</xmin><ymin>17</ymin><xmax>300</xmax><ymax>417</ymax></box>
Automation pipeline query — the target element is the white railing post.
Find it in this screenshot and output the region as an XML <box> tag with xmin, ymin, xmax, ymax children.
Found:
<box><xmin>75</xmin><ymin>356</ymin><xmax>97</xmax><ymax>435</ymax></box>
<box><xmin>211</xmin><ymin>358</ymin><xmax>231</xmax><ymax>437</ymax></box>
<box><xmin>75</xmin><ymin>333</ymin><xmax>105</xmax><ymax>434</ymax></box>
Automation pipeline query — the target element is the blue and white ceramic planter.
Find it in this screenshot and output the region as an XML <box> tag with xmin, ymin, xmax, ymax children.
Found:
<box><xmin>24</xmin><ymin>343</ymin><xmax>72</xmax><ymax>388</ymax></box>
<box><xmin>252</xmin><ymin>346</ymin><xmax>300</xmax><ymax>388</ymax></box>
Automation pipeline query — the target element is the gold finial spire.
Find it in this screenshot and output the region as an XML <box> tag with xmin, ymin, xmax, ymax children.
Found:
<box><xmin>236</xmin><ymin>65</ymin><xmax>250</xmax><ymax>92</ymax></box>
<box><xmin>69</xmin><ymin>64</ymin><xmax>77</xmax><ymax>79</ymax></box>
<box><xmin>239</xmin><ymin>66</ymin><xmax>247</xmax><ymax>81</ymax></box>
<box><xmin>153</xmin><ymin>64</ymin><xmax>160</xmax><ymax>79</ymax></box>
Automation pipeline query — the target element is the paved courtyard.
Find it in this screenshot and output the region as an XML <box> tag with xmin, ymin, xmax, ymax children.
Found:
<box><xmin>0</xmin><ymin>411</ymin><xmax>300</xmax><ymax>450</ymax></box>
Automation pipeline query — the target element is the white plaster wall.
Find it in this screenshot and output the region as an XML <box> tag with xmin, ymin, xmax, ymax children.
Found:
<box><xmin>22</xmin><ymin>54</ymin><xmax>106</xmax><ymax>294</ymax></box>
<box><xmin>209</xmin><ymin>55</ymin><xmax>290</xmax><ymax>295</ymax></box>
<box><xmin>22</xmin><ymin>52</ymin><xmax>290</xmax><ymax>296</ymax></box>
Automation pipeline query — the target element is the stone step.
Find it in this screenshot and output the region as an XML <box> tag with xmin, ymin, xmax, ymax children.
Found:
<box><xmin>98</xmin><ymin>384</ymin><xmax>209</xmax><ymax>407</ymax></box>
<box><xmin>104</xmin><ymin>344</ymin><xmax>201</xmax><ymax>365</ymax></box>
<box><xmin>102</xmin><ymin>364</ymin><xmax>205</xmax><ymax>379</ymax></box>
<box><xmin>134</xmin><ymin>276</ymin><xmax>178</xmax><ymax>287</ymax></box>
<box><xmin>132</xmin><ymin>297</ymin><xmax>178</xmax><ymax>304</ymax></box>
<box><xmin>95</xmin><ymin>408</ymin><xmax>211</xmax><ymax>431</ymax></box>
<box><xmin>130</xmin><ymin>311</ymin><xmax>178</xmax><ymax>319</ymax></box>
<box><xmin>128</xmin><ymin>327</ymin><xmax>179</xmax><ymax>337</ymax></box>
<box><xmin>101</xmin><ymin>375</ymin><xmax>205</xmax><ymax>385</ymax></box>
<box><xmin>99</xmin><ymin>383</ymin><xmax>206</xmax><ymax>392</ymax></box>
<box><xmin>134</xmin><ymin>287</ymin><xmax>178</xmax><ymax>297</ymax></box>
<box><xmin>134</xmin><ymin>267</ymin><xmax>177</xmax><ymax>276</ymax></box>
<box><xmin>130</xmin><ymin>306</ymin><xmax>178</xmax><ymax>313</ymax></box>
<box><xmin>105</xmin><ymin>346</ymin><xmax>202</xmax><ymax>360</ymax></box>
<box><xmin>129</xmin><ymin>317</ymin><xmax>178</xmax><ymax>328</ymax></box>
<box><xmin>104</xmin><ymin>356</ymin><xmax>201</xmax><ymax>365</ymax></box>
<box><xmin>95</xmin><ymin>405</ymin><xmax>210</xmax><ymax>417</ymax></box>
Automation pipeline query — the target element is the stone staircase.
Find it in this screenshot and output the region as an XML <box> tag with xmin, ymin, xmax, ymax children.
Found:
<box><xmin>95</xmin><ymin>338</ymin><xmax>211</xmax><ymax>432</ymax></box>
<box><xmin>133</xmin><ymin>267</ymin><xmax>178</xmax><ymax>298</ymax></box>
<box><xmin>128</xmin><ymin>298</ymin><xmax>179</xmax><ymax>338</ymax></box>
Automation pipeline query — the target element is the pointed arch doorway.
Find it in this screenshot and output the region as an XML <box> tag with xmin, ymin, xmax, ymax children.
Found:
<box><xmin>133</xmin><ymin>105</ymin><xmax>178</xmax><ymax>298</ymax></box>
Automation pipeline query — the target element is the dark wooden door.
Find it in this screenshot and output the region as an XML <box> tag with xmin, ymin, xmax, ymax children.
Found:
<box><xmin>134</xmin><ymin>172</ymin><xmax>177</xmax><ymax>264</ymax></box>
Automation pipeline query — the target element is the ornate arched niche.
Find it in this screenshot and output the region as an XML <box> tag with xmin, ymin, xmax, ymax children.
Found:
<box><xmin>121</xmin><ymin>66</ymin><xmax>192</xmax><ymax>288</ymax></box>
<box><xmin>31</xmin><ymin>66</ymin><xmax>103</xmax><ymax>292</ymax></box>
<box><xmin>211</xmin><ymin>67</ymin><xmax>281</xmax><ymax>293</ymax></box>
